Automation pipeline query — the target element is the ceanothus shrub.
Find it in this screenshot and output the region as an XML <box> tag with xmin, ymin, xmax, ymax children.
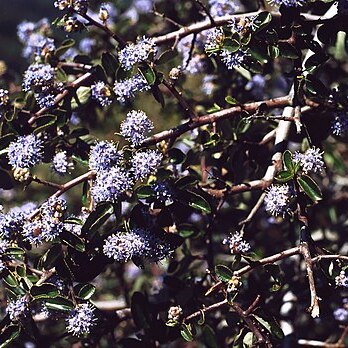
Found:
<box><xmin>0</xmin><ymin>0</ymin><xmax>347</xmax><ymax>346</ymax></box>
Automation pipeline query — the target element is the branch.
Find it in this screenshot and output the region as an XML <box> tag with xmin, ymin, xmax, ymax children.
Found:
<box><xmin>142</xmin><ymin>95</ymin><xmax>291</xmax><ymax>146</ymax></box>
<box><xmin>299</xmin><ymin>242</ymin><xmax>320</xmax><ymax>318</ymax></box>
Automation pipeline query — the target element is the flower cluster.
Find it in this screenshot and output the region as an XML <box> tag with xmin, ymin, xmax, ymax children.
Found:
<box><xmin>0</xmin><ymin>210</ymin><xmax>25</xmax><ymax>240</ymax></box>
<box><xmin>17</xmin><ymin>19</ymin><xmax>55</xmax><ymax>59</ymax></box>
<box><xmin>167</xmin><ymin>305</ymin><xmax>183</xmax><ymax>322</ymax></box>
<box><xmin>66</xmin><ymin>303</ymin><xmax>96</xmax><ymax>336</ymax></box>
<box><xmin>293</xmin><ymin>147</ymin><xmax>325</xmax><ymax>174</ymax></box>
<box><xmin>151</xmin><ymin>181</ymin><xmax>174</xmax><ymax>205</ymax></box>
<box><xmin>223</xmin><ymin>232</ymin><xmax>251</xmax><ymax>254</ymax></box>
<box><xmin>0</xmin><ymin>89</ymin><xmax>10</xmax><ymax>118</ymax></box>
<box><xmin>120</xmin><ymin>110</ymin><xmax>154</xmax><ymax>146</ymax></box>
<box><xmin>7</xmin><ymin>297</ymin><xmax>29</xmax><ymax>322</ymax></box>
<box><xmin>52</xmin><ymin>151</ymin><xmax>74</xmax><ymax>175</ymax></box>
<box><xmin>89</xmin><ymin>141</ymin><xmax>121</xmax><ymax>171</ymax></box>
<box><xmin>91</xmin><ymin>166</ymin><xmax>133</xmax><ymax>204</ymax></box>
<box><xmin>22</xmin><ymin>197</ymin><xmax>67</xmax><ymax>245</ymax></box>
<box><xmin>23</xmin><ymin>63</ymin><xmax>62</xmax><ymax>108</ymax></box>
<box><xmin>131</xmin><ymin>150</ymin><xmax>163</xmax><ymax>181</ymax></box>
<box><xmin>208</xmin><ymin>0</ymin><xmax>241</xmax><ymax>17</ymax></box>
<box><xmin>220</xmin><ymin>49</ymin><xmax>246</xmax><ymax>69</ymax></box>
<box><xmin>54</xmin><ymin>0</ymin><xmax>89</xmax><ymax>14</ymax></box>
<box><xmin>264</xmin><ymin>184</ymin><xmax>294</xmax><ymax>216</ymax></box>
<box><xmin>331</xmin><ymin>112</ymin><xmax>348</xmax><ymax>136</ymax></box>
<box><xmin>7</xmin><ymin>134</ymin><xmax>44</xmax><ymax>169</ymax></box>
<box><xmin>91</xmin><ymin>81</ymin><xmax>113</xmax><ymax>107</ymax></box>
<box><xmin>113</xmin><ymin>74</ymin><xmax>150</xmax><ymax>103</ymax></box>
<box><xmin>204</xmin><ymin>28</ymin><xmax>224</xmax><ymax>53</ymax></box>
<box><xmin>335</xmin><ymin>271</ymin><xmax>348</xmax><ymax>287</ymax></box>
<box><xmin>103</xmin><ymin>227</ymin><xmax>172</xmax><ymax>263</ymax></box>
<box><xmin>118</xmin><ymin>36</ymin><xmax>157</xmax><ymax>71</ymax></box>
<box><xmin>334</xmin><ymin>307</ymin><xmax>348</xmax><ymax>322</ymax></box>
<box><xmin>267</xmin><ymin>0</ymin><xmax>307</xmax><ymax>7</ymax></box>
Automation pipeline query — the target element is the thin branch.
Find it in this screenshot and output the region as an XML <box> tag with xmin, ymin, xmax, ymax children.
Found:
<box><xmin>311</xmin><ymin>255</ymin><xmax>348</xmax><ymax>263</ymax></box>
<box><xmin>31</xmin><ymin>176</ymin><xmax>63</xmax><ymax>190</ymax></box>
<box><xmin>142</xmin><ymin>95</ymin><xmax>291</xmax><ymax>146</ymax></box>
<box><xmin>194</xmin><ymin>0</ymin><xmax>216</xmax><ymax>25</ymax></box>
<box><xmin>185</xmin><ymin>299</ymin><xmax>228</xmax><ymax>321</ymax></box>
<box><xmin>152</xmin><ymin>10</ymin><xmax>183</xmax><ymax>28</ymax></box>
<box><xmin>299</xmin><ymin>242</ymin><xmax>320</xmax><ymax>318</ymax></box>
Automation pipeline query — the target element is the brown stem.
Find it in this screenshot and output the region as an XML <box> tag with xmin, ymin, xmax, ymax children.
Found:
<box><xmin>142</xmin><ymin>96</ymin><xmax>291</xmax><ymax>146</ymax></box>
<box><xmin>31</xmin><ymin>176</ymin><xmax>63</xmax><ymax>190</ymax></box>
<box><xmin>300</xmin><ymin>242</ymin><xmax>320</xmax><ymax>318</ymax></box>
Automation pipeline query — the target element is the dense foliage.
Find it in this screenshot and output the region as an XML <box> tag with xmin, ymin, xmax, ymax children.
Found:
<box><xmin>0</xmin><ymin>0</ymin><xmax>347</xmax><ymax>347</ymax></box>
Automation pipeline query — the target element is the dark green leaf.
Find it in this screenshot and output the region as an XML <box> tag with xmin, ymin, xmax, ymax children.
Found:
<box><xmin>181</xmin><ymin>191</ymin><xmax>211</xmax><ymax>214</ymax></box>
<box><xmin>0</xmin><ymin>325</ymin><xmax>21</xmax><ymax>348</ymax></box>
<box><xmin>60</xmin><ymin>230</ymin><xmax>85</xmax><ymax>252</ymax></box>
<box><xmin>140</xmin><ymin>65</ymin><xmax>156</xmax><ymax>85</ymax></box>
<box><xmin>252</xmin><ymin>12</ymin><xmax>272</xmax><ymax>32</ymax></box>
<box><xmin>45</xmin><ymin>297</ymin><xmax>74</xmax><ymax>312</ymax></box>
<box><xmin>156</xmin><ymin>49</ymin><xmax>178</xmax><ymax>65</ymax></box>
<box><xmin>297</xmin><ymin>175</ymin><xmax>322</xmax><ymax>202</ymax></box>
<box><xmin>101</xmin><ymin>52</ymin><xmax>119</xmax><ymax>78</ymax></box>
<box><xmin>215</xmin><ymin>264</ymin><xmax>233</xmax><ymax>282</ymax></box>
<box><xmin>175</xmin><ymin>176</ymin><xmax>198</xmax><ymax>190</ymax></box>
<box><xmin>136</xmin><ymin>185</ymin><xmax>153</xmax><ymax>199</ymax></box>
<box><xmin>77</xmin><ymin>284</ymin><xmax>96</xmax><ymax>300</ymax></box>
<box><xmin>276</xmin><ymin>170</ymin><xmax>294</xmax><ymax>183</ymax></box>
<box><xmin>283</xmin><ymin>150</ymin><xmax>294</xmax><ymax>172</ymax></box>
<box><xmin>168</xmin><ymin>148</ymin><xmax>186</xmax><ymax>164</ymax></box>
<box><xmin>278</xmin><ymin>42</ymin><xmax>299</xmax><ymax>59</ymax></box>
<box><xmin>180</xmin><ymin>323</ymin><xmax>194</xmax><ymax>342</ymax></box>
<box><xmin>201</xmin><ymin>325</ymin><xmax>218</xmax><ymax>348</ymax></box>
<box><xmin>55</xmin><ymin>39</ymin><xmax>75</xmax><ymax>57</ymax></box>
<box><xmin>81</xmin><ymin>203</ymin><xmax>113</xmax><ymax>237</ymax></box>
<box><xmin>30</xmin><ymin>283</ymin><xmax>59</xmax><ymax>299</ymax></box>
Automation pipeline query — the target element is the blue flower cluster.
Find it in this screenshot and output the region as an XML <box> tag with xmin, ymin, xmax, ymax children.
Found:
<box><xmin>264</xmin><ymin>184</ymin><xmax>294</xmax><ymax>216</ymax></box>
<box><xmin>103</xmin><ymin>227</ymin><xmax>172</xmax><ymax>263</ymax></box>
<box><xmin>8</xmin><ymin>134</ymin><xmax>44</xmax><ymax>169</ymax></box>
<box><xmin>120</xmin><ymin>110</ymin><xmax>154</xmax><ymax>146</ymax></box>
<box><xmin>208</xmin><ymin>0</ymin><xmax>241</xmax><ymax>17</ymax></box>
<box><xmin>331</xmin><ymin>112</ymin><xmax>348</xmax><ymax>136</ymax></box>
<box><xmin>66</xmin><ymin>303</ymin><xmax>96</xmax><ymax>336</ymax></box>
<box><xmin>89</xmin><ymin>141</ymin><xmax>121</xmax><ymax>171</ymax></box>
<box><xmin>0</xmin><ymin>210</ymin><xmax>25</xmax><ymax>240</ymax></box>
<box><xmin>91</xmin><ymin>81</ymin><xmax>113</xmax><ymax>107</ymax></box>
<box><xmin>7</xmin><ymin>297</ymin><xmax>29</xmax><ymax>322</ymax></box>
<box><xmin>220</xmin><ymin>49</ymin><xmax>246</xmax><ymax>69</ymax></box>
<box><xmin>223</xmin><ymin>232</ymin><xmax>251</xmax><ymax>254</ymax></box>
<box><xmin>293</xmin><ymin>147</ymin><xmax>324</xmax><ymax>174</ymax></box>
<box><xmin>17</xmin><ymin>19</ymin><xmax>55</xmax><ymax>59</ymax></box>
<box><xmin>52</xmin><ymin>151</ymin><xmax>74</xmax><ymax>175</ymax></box>
<box><xmin>131</xmin><ymin>150</ymin><xmax>163</xmax><ymax>181</ymax></box>
<box><xmin>91</xmin><ymin>166</ymin><xmax>133</xmax><ymax>204</ymax></box>
<box><xmin>22</xmin><ymin>197</ymin><xmax>67</xmax><ymax>245</ymax></box>
<box><xmin>151</xmin><ymin>181</ymin><xmax>174</xmax><ymax>205</ymax></box>
<box><xmin>113</xmin><ymin>74</ymin><xmax>150</xmax><ymax>103</ymax></box>
<box><xmin>23</xmin><ymin>63</ymin><xmax>62</xmax><ymax>108</ymax></box>
<box><xmin>118</xmin><ymin>36</ymin><xmax>157</xmax><ymax>71</ymax></box>
<box><xmin>267</xmin><ymin>0</ymin><xmax>306</xmax><ymax>6</ymax></box>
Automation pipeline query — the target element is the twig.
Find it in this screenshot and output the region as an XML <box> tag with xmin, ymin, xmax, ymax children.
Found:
<box><xmin>299</xmin><ymin>242</ymin><xmax>320</xmax><ymax>318</ymax></box>
<box><xmin>31</xmin><ymin>176</ymin><xmax>63</xmax><ymax>190</ymax></box>
<box><xmin>162</xmin><ymin>78</ymin><xmax>196</xmax><ymax>119</ymax></box>
<box><xmin>142</xmin><ymin>95</ymin><xmax>291</xmax><ymax>146</ymax></box>
<box><xmin>152</xmin><ymin>10</ymin><xmax>183</xmax><ymax>28</ymax></box>
<box><xmin>311</xmin><ymin>255</ymin><xmax>348</xmax><ymax>263</ymax></box>
<box><xmin>185</xmin><ymin>299</ymin><xmax>228</xmax><ymax>321</ymax></box>
<box><xmin>244</xmin><ymin>295</ymin><xmax>261</xmax><ymax>316</ymax></box>
<box><xmin>194</xmin><ymin>0</ymin><xmax>216</xmax><ymax>25</ymax></box>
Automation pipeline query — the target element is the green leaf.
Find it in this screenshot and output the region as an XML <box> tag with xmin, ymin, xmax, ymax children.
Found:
<box><xmin>140</xmin><ymin>65</ymin><xmax>156</xmax><ymax>85</ymax></box>
<box><xmin>81</xmin><ymin>203</ymin><xmax>113</xmax><ymax>237</ymax></box>
<box><xmin>60</xmin><ymin>230</ymin><xmax>85</xmax><ymax>252</ymax></box>
<box><xmin>77</xmin><ymin>284</ymin><xmax>96</xmax><ymax>300</ymax></box>
<box><xmin>101</xmin><ymin>52</ymin><xmax>119</xmax><ymax>78</ymax></box>
<box><xmin>71</xmin><ymin>87</ymin><xmax>91</xmax><ymax>109</ymax></box>
<box><xmin>223</xmin><ymin>39</ymin><xmax>240</xmax><ymax>53</ymax></box>
<box><xmin>45</xmin><ymin>297</ymin><xmax>74</xmax><ymax>312</ymax></box>
<box><xmin>268</xmin><ymin>45</ymin><xmax>279</xmax><ymax>59</ymax></box>
<box><xmin>283</xmin><ymin>150</ymin><xmax>294</xmax><ymax>173</ymax></box>
<box><xmin>168</xmin><ymin>148</ymin><xmax>186</xmax><ymax>164</ymax></box>
<box><xmin>215</xmin><ymin>264</ymin><xmax>233</xmax><ymax>282</ymax></box>
<box><xmin>55</xmin><ymin>39</ymin><xmax>75</xmax><ymax>57</ymax></box>
<box><xmin>40</xmin><ymin>244</ymin><xmax>62</xmax><ymax>270</ymax></box>
<box><xmin>278</xmin><ymin>42</ymin><xmax>299</xmax><ymax>59</ymax></box>
<box><xmin>275</xmin><ymin>170</ymin><xmax>294</xmax><ymax>183</ymax></box>
<box><xmin>297</xmin><ymin>175</ymin><xmax>322</xmax><ymax>202</ymax></box>
<box><xmin>252</xmin><ymin>12</ymin><xmax>272</xmax><ymax>33</ymax></box>
<box><xmin>30</xmin><ymin>283</ymin><xmax>59</xmax><ymax>299</ymax></box>
<box><xmin>0</xmin><ymin>325</ymin><xmax>21</xmax><ymax>348</ymax></box>
<box><xmin>3</xmin><ymin>273</ymin><xmax>18</xmax><ymax>288</ymax></box>
<box><xmin>180</xmin><ymin>323</ymin><xmax>194</xmax><ymax>342</ymax></box>
<box><xmin>156</xmin><ymin>49</ymin><xmax>178</xmax><ymax>65</ymax></box>
<box><xmin>175</xmin><ymin>176</ymin><xmax>198</xmax><ymax>190</ymax></box>
<box><xmin>33</xmin><ymin>114</ymin><xmax>57</xmax><ymax>134</ymax></box>
<box><xmin>182</xmin><ymin>191</ymin><xmax>211</xmax><ymax>214</ymax></box>
<box><xmin>243</xmin><ymin>332</ymin><xmax>255</xmax><ymax>347</ymax></box>
<box><xmin>252</xmin><ymin>313</ymin><xmax>284</xmax><ymax>340</ymax></box>
<box><xmin>136</xmin><ymin>185</ymin><xmax>154</xmax><ymax>199</ymax></box>
<box><xmin>225</xmin><ymin>96</ymin><xmax>239</xmax><ymax>105</ymax></box>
